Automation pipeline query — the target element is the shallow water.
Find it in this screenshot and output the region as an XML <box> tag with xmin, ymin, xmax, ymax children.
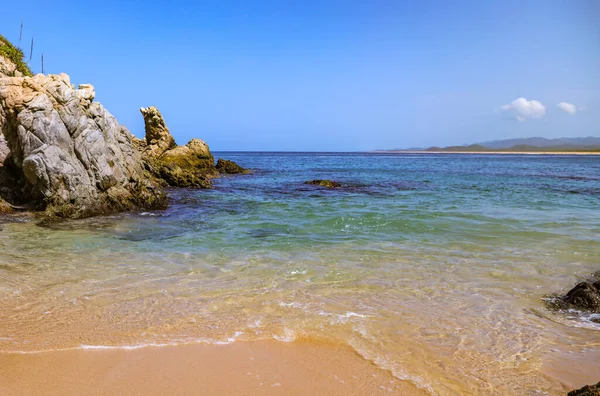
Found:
<box><xmin>1</xmin><ymin>153</ymin><xmax>599</xmax><ymax>395</ymax></box>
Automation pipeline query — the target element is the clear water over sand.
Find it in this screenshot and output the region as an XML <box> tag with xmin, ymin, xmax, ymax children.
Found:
<box><xmin>1</xmin><ymin>153</ymin><xmax>599</xmax><ymax>395</ymax></box>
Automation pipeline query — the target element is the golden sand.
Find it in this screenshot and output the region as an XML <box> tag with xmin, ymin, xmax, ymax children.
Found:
<box><xmin>0</xmin><ymin>340</ymin><xmax>426</xmax><ymax>396</ymax></box>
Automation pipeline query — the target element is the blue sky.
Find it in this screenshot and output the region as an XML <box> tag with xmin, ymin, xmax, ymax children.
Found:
<box><xmin>3</xmin><ymin>1</ymin><xmax>599</xmax><ymax>150</ymax></box>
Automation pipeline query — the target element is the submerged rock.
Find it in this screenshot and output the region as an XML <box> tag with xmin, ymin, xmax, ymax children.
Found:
<box><xmin>138</xmin><ymin>106</ymin><xmax>218</xmax><ymax>188</ymax></box>
<box><xmin>216</xmin><ymin>158</ymin><xmax>249</xmax><ymax>174</ymax></box>
<box><xmin>305</xmin><ymin>179</ymin><xmax>341</xmax><ymax>188</ymax></box>
<box><xmin>0</xmin><ymin>72</ymin><xmax>167</xmax><ymax>218</ymax></box>
<box><xmin>568</xmin><ymin>381</ymin><xmax>600</xmax><ymax>396</ymax></box>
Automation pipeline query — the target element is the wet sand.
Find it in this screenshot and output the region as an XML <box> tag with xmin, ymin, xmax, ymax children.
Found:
<box><xmin>0</xmin><ymin>340</ymin><xmax>425</xmax><ymax>396</ymax></box>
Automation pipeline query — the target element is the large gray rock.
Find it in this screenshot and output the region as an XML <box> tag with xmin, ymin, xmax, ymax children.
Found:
<box><xmin>0</xmin><ymin>73</ymin><xmax>167</xmax><ymax>217</ymax></box>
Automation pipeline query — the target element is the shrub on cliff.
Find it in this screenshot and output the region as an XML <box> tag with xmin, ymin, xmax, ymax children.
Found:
<box><xmin>0</xmin><ymin>35</ymin><xmax>33</xmax><ymax>77</ymax></box>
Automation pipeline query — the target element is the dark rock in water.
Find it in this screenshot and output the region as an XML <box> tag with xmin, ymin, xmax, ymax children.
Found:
<box><xmin>545</xmin><ymin>273</ymin><xmax>600</xmax><ymax>316</ymax></box>
<box><xmin>305</xmin><ymin>179</ymin><xmax>341</xmax><ymax>188</ymax></box>
<box><xmin>216</xmin><ymin>159</ymin><xmax>249</xmax><ymax>174</ymax></box>
<box><xmin>564</xmin><ymin>282</ymin><xmax>600</xmax><ymax>312</ymax></box>
<box><xmin>568</xmin><ymin>381</ymin><xmax>600</xmax><ymax>396</ymax></box>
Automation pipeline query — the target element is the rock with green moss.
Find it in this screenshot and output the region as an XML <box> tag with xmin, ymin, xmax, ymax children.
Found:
<box><xmin>305</xmin><ymin>179</ymin><xmax>341</xmax><ymax>188</ymax></box>
<box><xmin>568</xmin><ymin>382</ymin><xmax>600</xmax><ymax>396</ymax></box>
<box><xmin>138</xmin><ymin>107</ymin><xmax>219</xmax><ymax>188</ymax></box>
<box><xmin>157</xmin><ymin>162</ymin><xmax>212</xmax><ymax>189</ymax></box>
<box><xmin>216</xmin><ymin>158</ymin><xmax>249</xmax><ymax>174</ymax></box>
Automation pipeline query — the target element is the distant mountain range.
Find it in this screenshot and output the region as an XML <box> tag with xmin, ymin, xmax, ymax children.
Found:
<box><xmin>477</xmin><ymin>137</ymin><xmax>600</xmax><ymax>149</ymax></box>
<box><xmin>377</xmin><ymin>137</ymin><xmax>600</xmax><ymax>152</ymax></box>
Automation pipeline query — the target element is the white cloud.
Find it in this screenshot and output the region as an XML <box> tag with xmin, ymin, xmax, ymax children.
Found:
<box><xmin>501</xmin><ymin>97</ymin><xmax>546</xmax><ymax>121</ymax></box>
<box><xmin>557</xmin><ymin>101</ymin><xmax>577</xmax><ymax>115</ymax></box>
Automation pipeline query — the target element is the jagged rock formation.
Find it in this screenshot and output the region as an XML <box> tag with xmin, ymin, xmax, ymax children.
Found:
<box><xmin>138</xmin><ymin>106</ymin><xmax>177</xmax><ymax>159</ymax></box>
<box><xmin>215</xmin><ymin>158</ymin><xmax>249</xmax><ymax>174</ymax></box>
<box><xmin>0</xmin><ymin>68</ymin><xmax>167</xmax><ymax>217</ymax></box>
<box><xmin>0</xmin><ymin>38</ymin><xmax>249</xmax><ymax>218</ymax></box>
<box><xmin>138</xmin><ymin>106</ymin><xmax>247</xmax><ymax>188</ymax></box>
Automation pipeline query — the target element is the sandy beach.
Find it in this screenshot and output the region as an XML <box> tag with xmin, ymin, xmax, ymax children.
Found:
<box><xmin>1</xmin><ymin>1</ymin><xmax>599</xmax><ymax>394</ymax></box>
<box><xmin>0</xmin><ymin>340</ymin><xmax>425</xmax><ymax>396</ymax></box>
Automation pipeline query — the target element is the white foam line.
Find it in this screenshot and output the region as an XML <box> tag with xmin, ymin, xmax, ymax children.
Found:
<box><xmin>0</xmin><ymin>332</ymin><xmax>246</xmax><ymax>355</ymax></box>
<box><xmin>80</xmin><ymin>343</ymin><xmax>172</xmax><ymax>350</ymax></box>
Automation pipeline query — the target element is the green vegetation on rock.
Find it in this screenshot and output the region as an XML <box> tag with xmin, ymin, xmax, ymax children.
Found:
<box><xmin>0</xmin><ymin>35</ymin><xmax>33</xmax><ymax>77</ymax></box>
<box><xmin>305</xmin><ymin>179</ymin><xmax>341</xmax><ymax>188</ymax></box>
<box><xmin>216</xmin><ymin>158</ymin><xmax>250</xmax><ymax>174</ymax></box>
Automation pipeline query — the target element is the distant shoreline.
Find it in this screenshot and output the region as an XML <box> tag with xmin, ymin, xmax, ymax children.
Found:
<box><xmin>373</xmin><ymin>150</ymin><xmax>600</xmax><ymax>155</ymax></box>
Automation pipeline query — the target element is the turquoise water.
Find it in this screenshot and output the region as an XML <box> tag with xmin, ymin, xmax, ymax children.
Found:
<box><xmin>1</xmin><ymin>153</ymin><xmax>599</xmax><ymax>395</ymax></box>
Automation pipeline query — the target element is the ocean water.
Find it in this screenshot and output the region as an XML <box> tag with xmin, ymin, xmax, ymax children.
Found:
<box><xmin>1</xmin><ymin>153</ymin><xmax>599</xmax><ymax>394</ymax></box>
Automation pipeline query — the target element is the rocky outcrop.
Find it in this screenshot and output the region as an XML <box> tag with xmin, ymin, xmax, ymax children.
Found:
<box><xmin>216</xmin><ymin>158</ymin><xmax>249</xmax><ymax>174</ymax></box>
<box><xmin>568</xmin><ymin>382</ymin><xmax>600</xmax><ymax>396</ymax></box>
<box><xmin>138</xmin><ymin>106</ymin><xmax>176</xmax><ymax>159</ymax></box>
<box><xmin>138</xmin><ymin>106</ymin><xmax>247</xmax><ymax>188</ymax></box>
<box><xmin>0</xmin><ymin>72</ymin><xmax>167</xmax><ymax>218</ymax></box>
<box><xmin>153</xmin><ymin>139</ymin><xmax>214</xmax><ymax>188</ymax></box>
<box><xmin>0</xmin><ymin>37</ymin><xmax>249</xmax><ymax>218</ymax></box>
<box><xmin>305</xmin><ymin>179</ymin><xmax>341</xmax><ymax>188</ymax></box>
